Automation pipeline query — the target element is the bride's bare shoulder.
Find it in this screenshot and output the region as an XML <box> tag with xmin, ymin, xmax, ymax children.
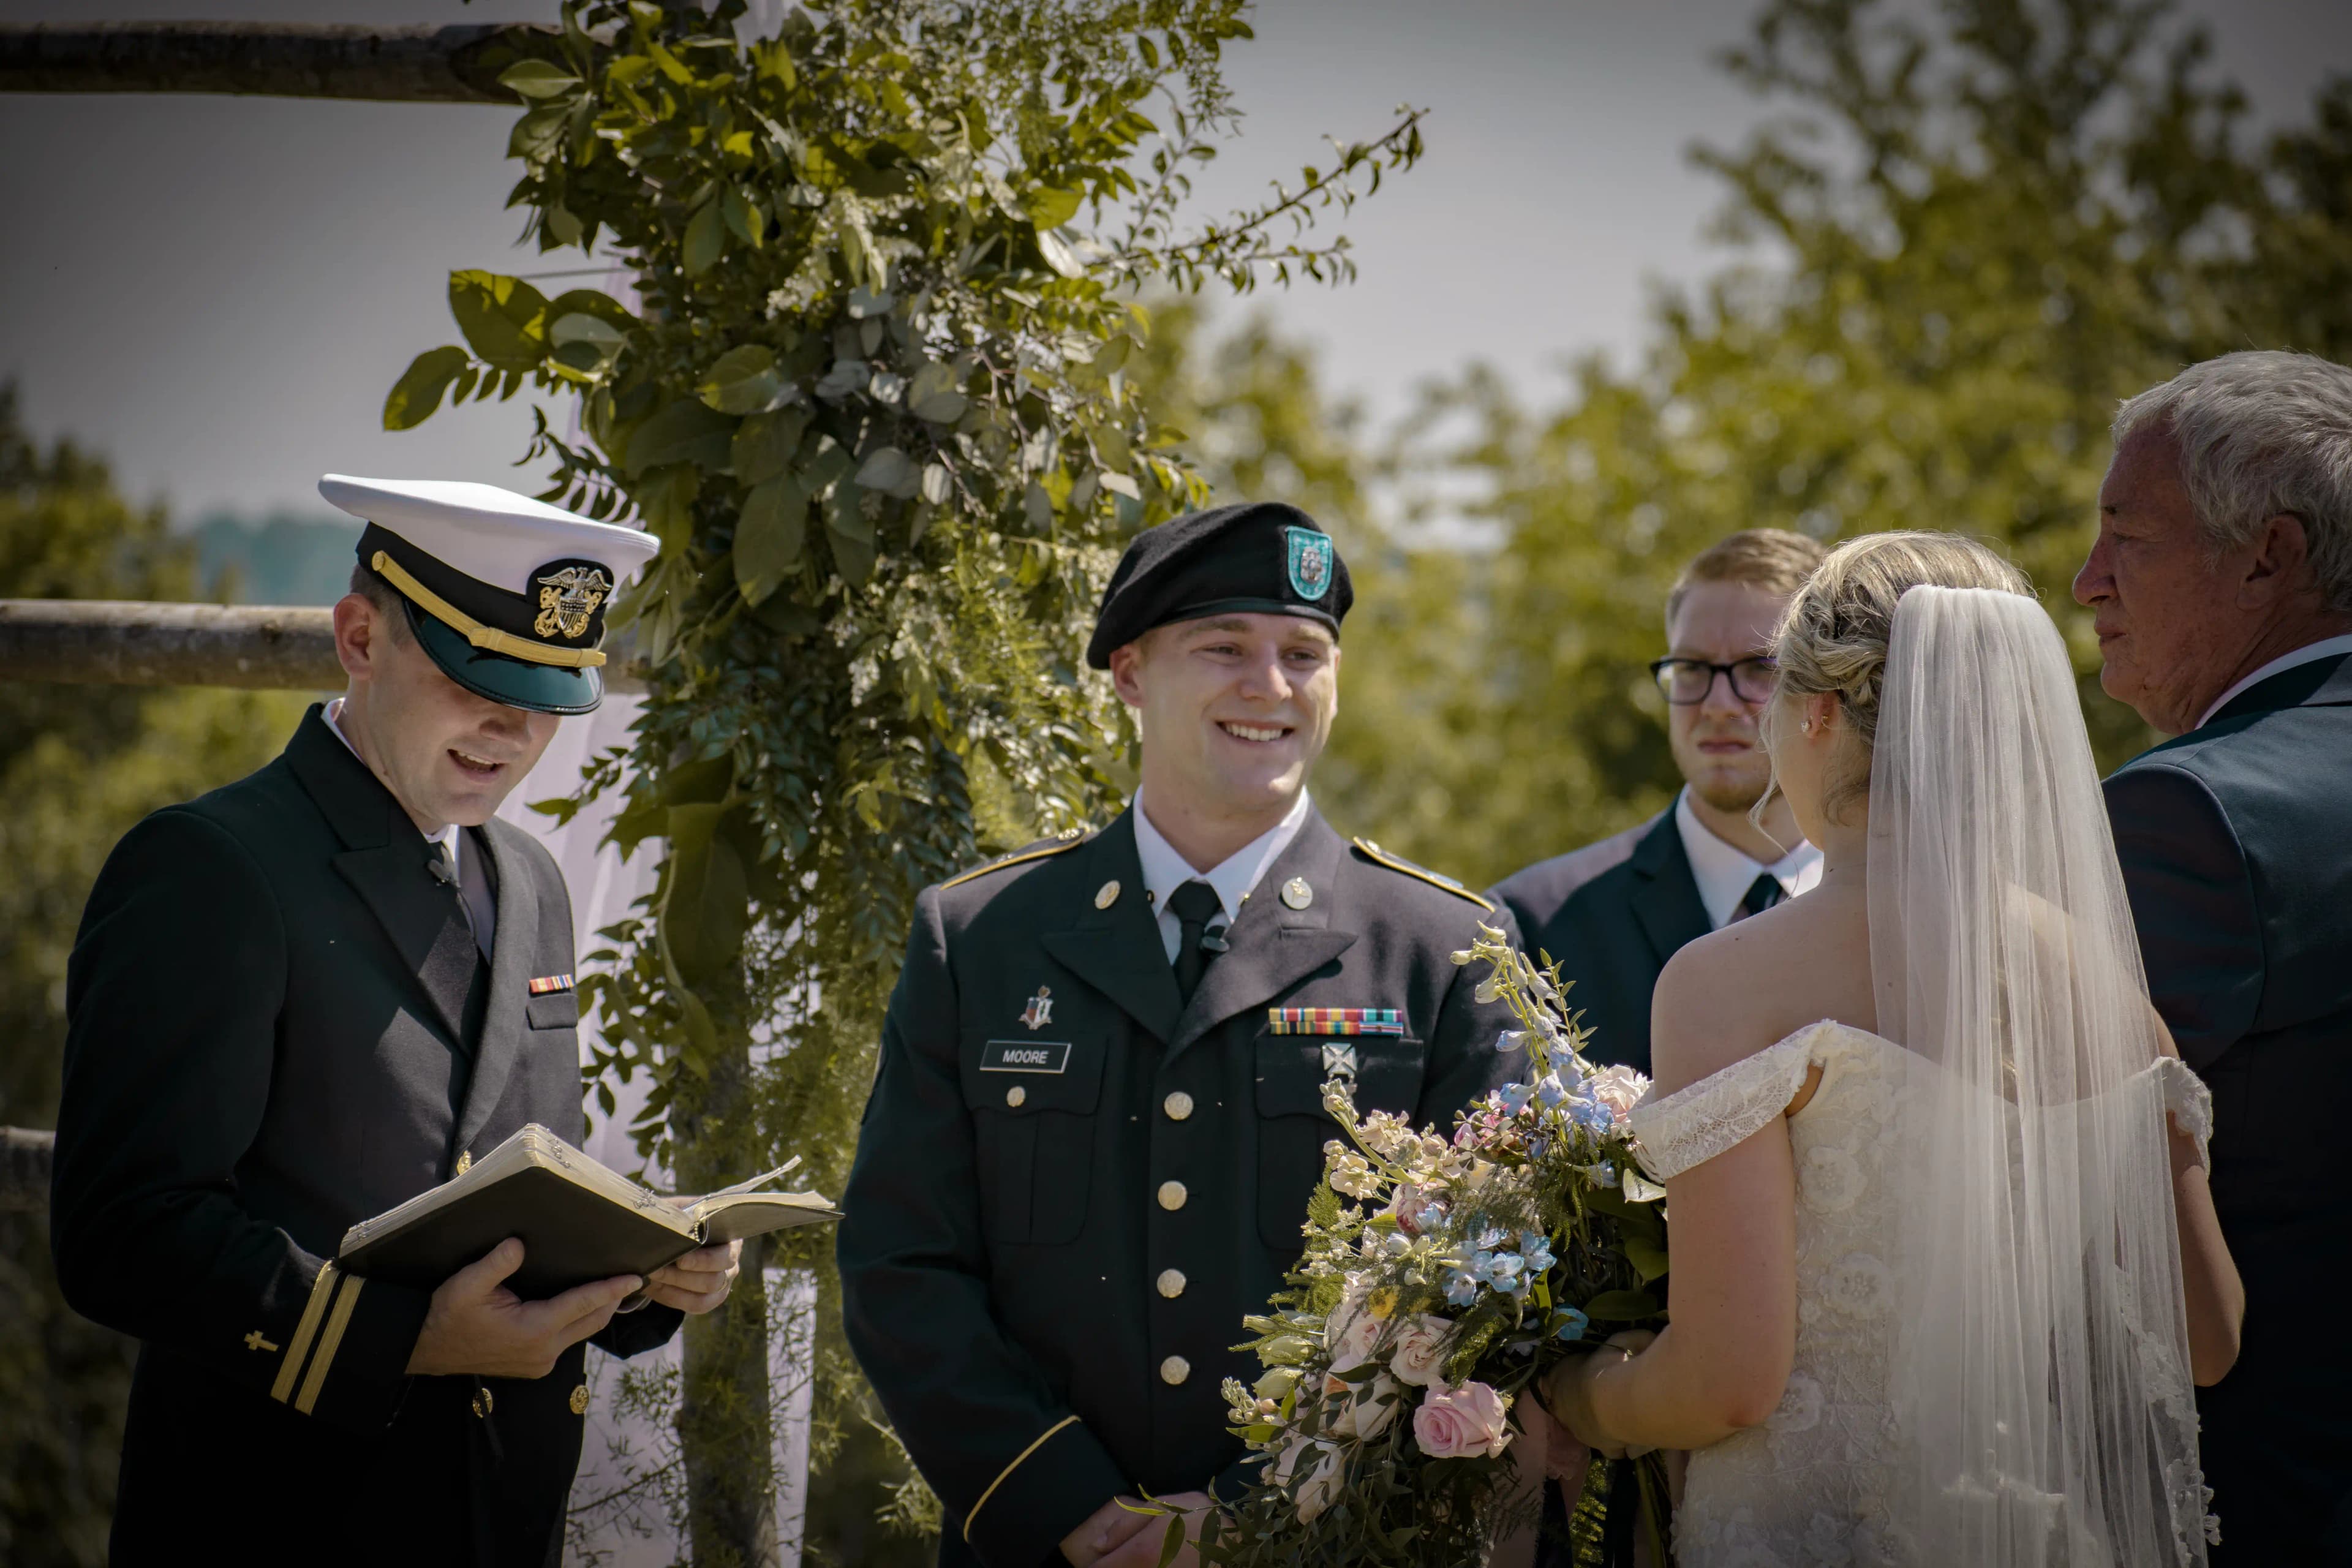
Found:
<box><xmin>1648</xmin><ymin>893</ymin><xmax>1868</xmax><ymax>1099</ymax></box>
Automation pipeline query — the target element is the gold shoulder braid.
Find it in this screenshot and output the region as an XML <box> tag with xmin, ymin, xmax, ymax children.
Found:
<box><xmin>1350</xmin><ymin>837</ymin><xmax>1494</xmax><ymax>911</ymax></box>
<box><xmin>940</xmin><ymin>828</ymin><xmax>1091</xmax><ymax>891</ymax></box>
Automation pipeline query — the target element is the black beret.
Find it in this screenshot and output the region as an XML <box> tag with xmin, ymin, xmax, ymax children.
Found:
<box><xmin>1085</xmin><ymin>502</ymin><xmax>1353</xmax><ymax>669</ymax></box>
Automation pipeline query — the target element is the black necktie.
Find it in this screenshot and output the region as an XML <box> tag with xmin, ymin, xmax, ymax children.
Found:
<box><xmin>1167</xmin><ymin>880</ymin><xmax>1226</xmax><ymax>1003</ymax></box>
<box><xmin>1736</xmin><ymin>873</ymin><xmax>1785</xmax><ymax>921</ymax></box>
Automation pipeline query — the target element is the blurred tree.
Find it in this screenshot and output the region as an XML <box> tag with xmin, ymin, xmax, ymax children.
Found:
<box><xmin>1302</xmin><ymin>0</ymin><xmax>2352</xmax><ymax>892</ymax></box>
<box><xmin>0</xmin><ymin>386</ymin><xmax>308</xmax><ymax>1566</ymax></box>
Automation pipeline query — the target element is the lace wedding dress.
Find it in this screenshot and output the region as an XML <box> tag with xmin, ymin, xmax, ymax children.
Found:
<box><xmin>1608</xmin><ymin>583</ymin><xmax>2222</xmax><ymax>1567</ymax></box>
<box><xmin>1628</xmin><ymin>1021</ymin><xmax>2214</xmax><ymax>1567</ymax></box>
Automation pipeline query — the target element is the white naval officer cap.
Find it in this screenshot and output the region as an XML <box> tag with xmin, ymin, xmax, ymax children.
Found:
<box><xmin>320</xmin><ymin>475</ymin><xmax>660</xmax><ymax>715</ymax></box>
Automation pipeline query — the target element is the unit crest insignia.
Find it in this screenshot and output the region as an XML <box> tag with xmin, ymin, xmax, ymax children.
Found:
<box><xmin>1020</xmin><ymin>986</ymin><xmax>1054</xmax><ymax>1030</ymax></box>
<box><xmin>534</xmin><ymin>565</ymin><xmax>613</xmax><ymax>641</ymax></box>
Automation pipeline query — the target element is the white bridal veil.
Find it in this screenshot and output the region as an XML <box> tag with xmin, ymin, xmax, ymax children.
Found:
<box><xmin>1871</xmin><ymin>587</ymin><xmax>2211</xmax><ymax>1565</ymax></box>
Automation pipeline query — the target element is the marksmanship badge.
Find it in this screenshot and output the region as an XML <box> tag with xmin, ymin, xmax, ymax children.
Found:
<box><xmin>533</xmin><ymin>565</ymin><xmax>612</xmax><ymax>641</ymax></box>
<box><xmin>1284</xmin><ymin>526</ymin><xmax>1334</xmax><ymax>601</ymax></box>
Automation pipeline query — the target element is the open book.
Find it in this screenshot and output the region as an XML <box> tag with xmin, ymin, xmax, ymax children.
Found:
<box><xmin>337</xmin><ymin>1124</ymin><xmax>841</xmax><ymax>1299</ymax></box>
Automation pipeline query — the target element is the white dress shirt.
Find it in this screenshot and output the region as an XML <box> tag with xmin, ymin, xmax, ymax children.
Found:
<box><xmin>2195</xmin><ymin>632</ymin><xmax>2352</xmax><ymax>730</ymax></box>
<box><xmin>322</xmin><ymin>697</ymin><xmax>497</xmax><ymax>953</ymax></box>
<box><xmin>1673</xmin><ymin>787</ymin><xmax>1823</xmax><ymax>930</ymax></box>
<box><xmin>1131</xmin><ymin>786</ymin><xmax>1314</xmax><ymax>963</ymax></box>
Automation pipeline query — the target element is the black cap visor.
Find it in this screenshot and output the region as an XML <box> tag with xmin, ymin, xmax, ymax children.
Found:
<box><xmin>407</xmin><ymin>599</ymin><xmax>604</xmax><ymax>715</ymax></box>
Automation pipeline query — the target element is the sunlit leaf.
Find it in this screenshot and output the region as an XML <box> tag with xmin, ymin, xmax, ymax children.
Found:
<box><xmin>382</xmin><ymin>344</ymin><xmax>469</xmax><ymax>431</ymax></box>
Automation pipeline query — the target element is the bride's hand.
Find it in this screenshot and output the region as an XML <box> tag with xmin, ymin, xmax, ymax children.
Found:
<box><xmin>1541</xmin><ymin>1330</ymin><xmax>1657</xmax><ymax>1459</ymax></box>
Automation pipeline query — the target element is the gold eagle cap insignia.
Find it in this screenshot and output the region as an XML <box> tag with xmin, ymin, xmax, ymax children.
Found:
<box><xmin>533</xmin><ymin>566</ymin><xmax>612</xmax><ymax>641</ymax></box>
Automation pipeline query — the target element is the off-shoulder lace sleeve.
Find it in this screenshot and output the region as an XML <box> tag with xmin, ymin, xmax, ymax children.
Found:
<box><xmin>2154</xmin><ymin>1057</ymin><xmax>2212</xmax><ymax>1172</ymax></box>
<box><xmin>1627</xmin><ymin>1020</ymin><xmax>1839</xmax><ymax>1180</ymax></box>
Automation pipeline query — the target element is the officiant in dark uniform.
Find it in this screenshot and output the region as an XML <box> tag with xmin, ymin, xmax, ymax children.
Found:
<box><xmin>2082</xmin><ymin>352</ymin><xmax>2352</xmax><ymax>1563</ymax></box>
<box><xmin>50</xmin><ymin>477</ymin><xmax>742</xmax><ymax>1567</ymax></box>
<box><xmin>1489</xmin><ymin>529</ymin><xmax>1825</xmax><ymax>1074</ymax></box>
<box><xmin>838</xmin><ymin>503</ymin><xmax>1521</xmax><ymax>1568</ymax></box>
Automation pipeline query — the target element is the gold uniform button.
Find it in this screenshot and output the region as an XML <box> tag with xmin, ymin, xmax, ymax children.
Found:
<box><xmin>472</xmin><ymin>1387</ymin><xmax>495</xmax><ymax>1419</ymax></box>
<box><xmin>454</xmin><ymin>1151</ymin><xmax>472</xmax><ymax>1177</ymax></box>
<box><xmin>1157</xmin><ymin>1269</ymin><xmax>1187</xmax><ymax>1298</ymax></box>
<box><xmin>1157</xmin><ymin>1180</ymin><xmax>1188</xmax><ymax>1211</ymax></box>
<box><xmin>570</xmin><ymin>1384</ymin><xmax>590</xmax><ymax>1415</ymax></box>
<box><xmin>1160</xmin><ymin>1355</ymin><xmax>1191</xmax><ymax>1385</ymax></box>
<box><xmin>1006</xmin><ymin>1085</ymin><xmax>1027</xmax><ymax>1108</ymax></box>
<box><xmin>1163</xmin><ymin>1091</ymin><xmax>1194</xmax><ymax>1121</ymax></box>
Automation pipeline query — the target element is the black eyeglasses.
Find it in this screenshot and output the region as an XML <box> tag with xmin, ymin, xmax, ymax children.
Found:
<box><xmin>1649</xmin><ymin>656</ymin><xmax>1778</xmax><ymax>706</ymax></box>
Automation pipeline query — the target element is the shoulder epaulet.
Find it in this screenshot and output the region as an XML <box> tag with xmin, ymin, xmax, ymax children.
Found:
<box><xmin>940</xmin><ymin>827</ymin><xmax>1091</xmax><ymax>891</ymax></box>
<box><xmin>1349</xmin><ymin>837</ymin><xmax>1493</xmax><ymax>910</ymax></box>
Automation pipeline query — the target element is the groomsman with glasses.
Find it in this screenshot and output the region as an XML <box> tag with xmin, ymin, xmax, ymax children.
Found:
<box><xmin>1490</xmin><ymin>529</ymin><xmax>1828</xmax><ymax>1076</ymax></box>
<box><xmin>839</xmin><ymin>502</ymin><xmax>1520</xmax><ymax>1568</ymax></box>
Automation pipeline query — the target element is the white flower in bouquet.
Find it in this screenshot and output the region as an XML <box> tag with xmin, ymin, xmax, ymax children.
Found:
<box><xmin>1386</xmin><ymin>1313</ymin><xmax>1452</xmax><ymax>1387</ymax></box>
<box><xmin>1272</xmin><ymin>1435</ymin><xmax>1344</xmax><ymax>1523</ymax></box>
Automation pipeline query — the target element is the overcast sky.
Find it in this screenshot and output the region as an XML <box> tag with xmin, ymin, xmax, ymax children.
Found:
<box><xmin>4</xmin><ymin>0</ymin><xmax>2348</xmax><ymax>521</ymax></box>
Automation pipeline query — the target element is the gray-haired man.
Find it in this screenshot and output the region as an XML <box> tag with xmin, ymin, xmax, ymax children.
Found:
<box><xmin>2078</xmin><ymin>350</ymin><xmax>2352</xmax><ymax>1561</ymax></box>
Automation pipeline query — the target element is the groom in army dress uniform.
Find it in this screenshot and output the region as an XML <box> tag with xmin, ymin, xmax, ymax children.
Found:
<box><xmin>839</xmin><ymin>502</ymin><xmax>1523</xmax><ymax>1567</ymax></box>
<box><xmin>50</xmin><ymin>477</ymin><xmax>742</xmax><ymax>1566</ymax></box>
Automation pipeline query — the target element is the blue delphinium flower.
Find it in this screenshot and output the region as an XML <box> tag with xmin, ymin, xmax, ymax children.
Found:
<box><xmin>1496</xmin><ymin>1082</ymin><xmax>1536</xmax><ymax>1115</ymax></box>
<box><xmin>1555</xmin><ymin>1306</ymin><xmax>1591</xmax><ymax>1342</ymax></box>
<box><xmin>1473</xmin><ymin>1250</ymin><xmax>1528</xmax><ymax>1296</ymax></box>
<box><xmin>1444</xmin><ymin>1268</ymin><xmax>1481</xmax><ymax>1307</ymax></box>
<box><xmin>1476</xmin><ymin>1224</ymin><xmax>1510</xmax><ymax>1252</ymax></box>
<box><xmin>1412</xmin><ymin>1200</ymin><xmax>1448</xmax><ymax>1232</ymax></box>
<box><xmin>1519</xmin><ymin>1231</ymin><xmax>1556</xmax><ymax>1273</ymax></box>
<box><xmin>1534</xmin><ymin>1072</ymin><xmax>1572</xmax><ymax>1110</ymax></box>
<box><xmin>1567</xmin><ymin>1094</ymin><xmax>1616</xmax><ymax>1134</ymax></box>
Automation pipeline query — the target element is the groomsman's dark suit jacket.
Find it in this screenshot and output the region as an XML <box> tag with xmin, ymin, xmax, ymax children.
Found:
<box><xmin>1487</xmin><ymin>809</ymin><xmax>1712</xmax><ymax>1076</ymax></box>
<box><xmin>2106</xmin><ymin>650</ymin><xmax>2352</xmax><ymax>1563</ymax></box>
<box><xmin>837</xmin><ymin>807</ymin><xmax>1519</xmax><ymax>1568</ymax></box>
<box><xmin>50</xmin><ymin>707</ymin><xmax>682</xmax><ymax>1567</ymax></box>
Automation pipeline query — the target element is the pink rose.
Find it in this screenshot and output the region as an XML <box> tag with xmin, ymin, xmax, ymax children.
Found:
<box><xmin>1588</xmin><ymin>1064</ymin><xmax>1648</xmax><ymax>1125</ymax></box>
<box><xmin>1411</xmin><ymin>1380</ymin><xmax>1513</xmax><ymax>1460</ymax></box>
<box><xmin>1386</xmin><ymin>1314</ymin><xmax>1453</xmax><ymax>1387</ymax></box>
<box><xmin>1322</xmin><ymin>1370</ymin><xmax>1400</xmax><ymax>1440</ymax></box>
<box><xmin>1325</xmin><ymin>1291</ymin><xmax>1382</xmax><ymax>1361</ymax></box>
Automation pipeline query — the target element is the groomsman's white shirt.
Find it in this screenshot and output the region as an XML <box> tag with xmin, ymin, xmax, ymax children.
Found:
<box><xmin>2195</xmin><ymin>632</ymin><xmax>2352</xmax><ymax>729</ymax></box>
<box><xmin>1675</xmin><ymin>787</ymin><xmax>1824</xmax><ymax>930</ymax></box>
<box><xmin>1132</xmin><ymin>785</ymin><xmax>1314</xmax><ymax>963</ymax></box>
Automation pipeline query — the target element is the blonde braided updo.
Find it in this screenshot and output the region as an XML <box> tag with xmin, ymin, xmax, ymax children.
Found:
<box><xmin>1769</xmin><ymin>531</ymin><xmax>2033</xmax><ymax>820</ymax></box>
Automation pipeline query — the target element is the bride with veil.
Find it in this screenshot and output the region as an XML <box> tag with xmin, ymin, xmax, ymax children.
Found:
<box><xmin>1535</xmin><ymin>533</ymin><xmax>2244</xmax><ymax>1564</ymax></box>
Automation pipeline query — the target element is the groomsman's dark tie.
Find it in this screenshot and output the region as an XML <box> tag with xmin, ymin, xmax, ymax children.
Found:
<box><xmin>1168</xmin><ymin>880</ymin><xmax>1226</xmax><ymax>1002</ymax></box>
<box><xmin>1736</xmin><ymin>873</ymin><xmax>1786</xmax><ymax>921</ymax></box>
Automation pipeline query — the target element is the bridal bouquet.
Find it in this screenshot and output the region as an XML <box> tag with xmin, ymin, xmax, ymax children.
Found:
<box><xmin>1206</xmin><ymin>928</ymin><xmax>1673</xmax><ymax>1568</ymax></box>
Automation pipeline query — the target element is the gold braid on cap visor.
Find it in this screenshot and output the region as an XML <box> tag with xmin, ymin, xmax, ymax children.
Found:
<box><xmin>371</xmin><ymin>551</ymin><xmax>606</xmax><ymax>668</ymax></box>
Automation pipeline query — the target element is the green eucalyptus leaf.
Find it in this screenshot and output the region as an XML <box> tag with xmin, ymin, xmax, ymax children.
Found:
<box><xmin>683</xmin><ymin>201</ymin><xmax>725</xmax><ymax>275</ymax></box>
<box><xmin>698</xmin><ymin>344</ymin><xmax>798</xmax><ymax>415</ymax></box>
<box><xmin>854</xmin><ymin>445</ymin><xmax>920</xmax><ymax>499</ymax></box>
<box><xmin>907</xmin><ymin>362</ymin><xmax>968</xmax><ymax>424</ymax></box>
<box><xmin>624</xmin><ymin>399</ymin><xmax>736</xmax><ymax>477</ymax></box>
<box><xmin>731</xmin><ymin>408</ymin><xmax>809</xmax><ymax>486</ymax></box>
<box><xmin>382</xmin><ymin>344</ymin><xmax>469</xmax><ymax>431</ymax></box>
<box><xmin>499</xmin><ymin>59</ymin><xmax>582</xmax><ymax>99</ymax></box>
<box><xmin>1581</xmin><ymin>1289</ymin><xmax>1661</xmax><ymax>1322</ymax></box>
<box><xmin>448</xmin><ymin>270</ymin><xmax>550</xmax><ymax>371</ymax></box>
<box><xmin>734</xmin><ymin>475</ymin><xmax>811</xmax><ymax>605</ymax></box>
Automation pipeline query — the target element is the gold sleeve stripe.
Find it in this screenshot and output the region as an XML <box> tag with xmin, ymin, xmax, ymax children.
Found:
<box><xmin>271</xmin><ymin>1262</ymin><xmax>341</xmax><ymax>1404</ymax></box>
<box><xmin>940</xmin><ymin>835</ymin><xmax>1085</xmax><ymax>890</ymax></box>
<box><xmin>294</xmin><ymin>1274</ymin><xmax>365</xmax><ymax>1417</ymax></box>
<box><xmin>1351</xmin><ymin>837</ymin><xmax>1494</xmax><ymax>910</ymax></box>
<box><xmin>962</xmin><ymin>1414</ymin><xmax>1082</xmax><ymax>1544</ymax></box>
<box><xmin>371</xmin><ymin>551</ymin><xmax>608</xmax><ymax>669</ymax></box>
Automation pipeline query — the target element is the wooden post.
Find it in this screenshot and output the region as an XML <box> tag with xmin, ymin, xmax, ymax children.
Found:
<box><xmin>0</xmin><ymin>600</ymin><xmax>644</xmax><ymax>693</ymax></box>
<box><xmin>0</xmin><ymin>21</ymin><xmax>554</xmax><ymax>104</ymax></box>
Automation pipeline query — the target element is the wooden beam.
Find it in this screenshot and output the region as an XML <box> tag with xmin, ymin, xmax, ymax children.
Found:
<box><xmin>2</xmin><ymin>1128</ymin><xmax>51</xmax><ymax>1215</ymax></box>
<box><xmin>0</xmin><ymin>600</ymin><xmax>647</xmax><ymax>694</ymax></box>
<box><xmin>0</xmin><ymin>21</ymin><xmax>556</xmax><ymax>104</ymax></box>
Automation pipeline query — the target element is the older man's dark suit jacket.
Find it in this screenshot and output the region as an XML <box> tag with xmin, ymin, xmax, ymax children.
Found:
<box><xmin>1487</xmin><ymin>809</ymin><xmax>1711</xmax><ymax>1076</ymax></box>
<box><xmin>2106</xmin><ymin>650</ymin><xmax>2352</xmax><ymax>1562</ymax></box>
<box><xmin>50</xmin><ymin>707</ymin><xmax>680</xmax><ymax>1567</ymax></box>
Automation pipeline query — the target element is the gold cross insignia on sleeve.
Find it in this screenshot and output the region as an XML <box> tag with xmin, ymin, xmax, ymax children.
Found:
<box><xmin>244</xmin><ymin>1330</ymin><xmax>280</xmax><ymax>1353</ymax></box>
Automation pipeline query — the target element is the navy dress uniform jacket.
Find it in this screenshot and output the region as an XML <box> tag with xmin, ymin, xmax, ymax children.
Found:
<box><xmin>2105</xmin><ymin>651</ymin><xmax>2352</xmax><ymax>1564</ymax></box>
<box><xmin>1487</xmin><ymin>810</ymin><xmax>1710</xmax><ymax>1077</ymax></box>
<box><xmin>837</xmin><ymin>807</ymin><xmax>1521</xmax><ymax>1567</ymax></box>
<box><xmin>50</xmin><ymin>707</ymin><xmax>681</xmax><ymax>1566</ymax></box>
